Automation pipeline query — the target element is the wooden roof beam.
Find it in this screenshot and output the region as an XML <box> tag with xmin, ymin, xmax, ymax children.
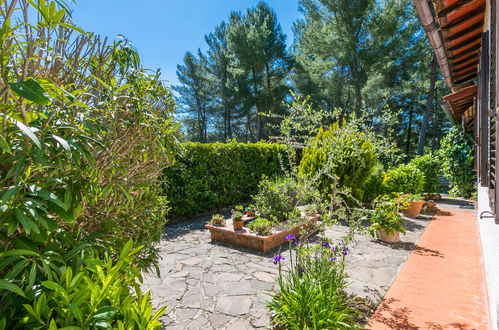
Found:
<box><xmin>437</xmin><ymin>0</ymin><xmax>474</xmax><ymax>17</ymax></box>
<box><xmin>441</xmin><ymin>5</ymin><xmax>485</xmax><ymax>31</ymax></box>
<box><xmin>447</xmin><ymin>32</ymin><xmax>482</xmax><ymax>51</ymax></box>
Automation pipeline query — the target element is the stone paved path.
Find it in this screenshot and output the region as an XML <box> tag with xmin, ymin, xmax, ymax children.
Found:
<box><xmin>142</xmin><ymin>209</ymin><xmax>435</xmax><ymax>329</ymax></box>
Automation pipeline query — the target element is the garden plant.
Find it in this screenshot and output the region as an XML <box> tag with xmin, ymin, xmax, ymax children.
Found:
<box><xmin>0</xmin><ymin>1</ymin><xmax>174</xmax><ymax>327</ymax></box>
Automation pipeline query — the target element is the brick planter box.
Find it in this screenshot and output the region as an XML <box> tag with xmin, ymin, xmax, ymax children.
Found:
<box><xmin>206</xmin><ymin>215</ymin><xmax>319</xmax><ymax>252</ymax></box>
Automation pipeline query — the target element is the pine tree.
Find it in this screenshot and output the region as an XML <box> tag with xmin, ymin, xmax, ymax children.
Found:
<box><xmin>173</xmin><ymin>51</ymin><xmax>211</xmax><ymax>142</ymax></box>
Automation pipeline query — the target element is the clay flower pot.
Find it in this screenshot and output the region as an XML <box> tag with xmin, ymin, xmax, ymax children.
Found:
<box><xmin>402</xmin><ymin>200</ymin><xmax>425</xmax><ymax>217</ymax></box>
<box><xmin>425</xmin><ymin>193</ymin><xmax>442</xmax><ymax>201</ymax></box>
<box><xmin>233</xmin><ymin>219</ymin><xmax>244</xmax><ymax>230</ymax></box>
<box><xmin>213</xmin><ymin>218</ymin><xmax>224</xmax><ymax>226</ymax></box>
<box><xmin>377</xmin><ymin>229</ymin><xmax>400</xmax><ymax>243</ymax></box>
<box><xmin>245</xmin><ymin>211</ymin><xmax>255</xmax><ymax>216</ymax></box>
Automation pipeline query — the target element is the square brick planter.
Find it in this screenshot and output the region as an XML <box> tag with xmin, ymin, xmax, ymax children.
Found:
<box><xmin>206</xmin><ymin>215</ymin><xmax>319</xmax><ymax>252</ymax></box>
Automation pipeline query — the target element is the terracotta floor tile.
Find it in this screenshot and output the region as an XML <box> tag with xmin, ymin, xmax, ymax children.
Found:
<box><xmin>368</xmin><ymin>208</ymin><xmax>490</xmax><ymax>330</ymax></box>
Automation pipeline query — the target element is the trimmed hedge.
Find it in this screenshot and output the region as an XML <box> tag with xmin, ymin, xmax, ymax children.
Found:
<box><xmin>383</xmin><ymin>163</ymin><xmax>425</xmax><ymax>194</ymax></box>
<box><xmin>164</xmin><ymin>141</ymin><xmax>292</xmax><ymax>215</ymax></box>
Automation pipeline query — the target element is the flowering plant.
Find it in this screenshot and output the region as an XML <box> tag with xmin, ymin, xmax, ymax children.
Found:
<box><xmin>266</xmin><ymin>238</ymin><xmax>356</xmax><ymax>328</ymax></box>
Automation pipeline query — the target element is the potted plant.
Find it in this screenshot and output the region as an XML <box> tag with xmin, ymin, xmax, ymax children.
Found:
<box><xmin>232</xmin><ymin>209</ymin><xmax>244</xmax><ymax>230</ymax></box>
<box><xmin>369</xmin><ymin>195</ymin><xmax>407</xmax><ymax>243</ymax></box>
<box><xmin>210</xmin><ymin>214</ymin><xmax>225</xmax><ymax>226</ymax></box>
<box><xmin>400</xmin><ymin>194</ymin><xmax>425</xmax><ymax>217</ymax></box>
<box><xmin>303</xmin><ymin>203</ymin><xmax>321</xmax><ymax>221</ymax></box>
<box><xmin>247</xmin><ymin>217</ymin><xmax>273</xmax><ymax>236</ymax></box>
<box><xmin>244</xmin><ymin>204</ymin><xmax>257</xmax><ymax>216</ymax></box>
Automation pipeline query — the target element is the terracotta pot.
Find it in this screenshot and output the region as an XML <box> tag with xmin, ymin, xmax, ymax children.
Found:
<box><xmin>378</xmin><ymin>229</ymin><xmax>400</xmax><ymax>243</ymax></box>
<box><xmin>309</xmin><ymin>214</ymin><xmax>320</xmax><ymax>222</ymax></box>
<box><xmin>245</xmin><ymin>211</ymin><xmax>255</xmax><ymax>216</ymax></box>
<box><xmin>402</xmin><ymin>200</ymin><xmax>425</xmax><ymax>217</ymax></box>
<box><xmin>425</xmin><ymin>193</ymin><xmax>441</xmax><ymax>201</ymax></box>
<box><xmin>233</xmin><ymin>219</ymin><xmax>244</xmax><ymax>230</ymax></box>
<box><xmin>213</xmin><ymin>219</ymin><xmax>224</xmax><ymax>226</ymax></box>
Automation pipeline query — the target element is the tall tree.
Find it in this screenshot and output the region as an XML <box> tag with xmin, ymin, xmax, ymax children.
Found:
<box><xmin>204</xmin><ymin>22</ymin><xmax>236</xmax><ymax>140</ymax></box>
<box><xmin>227</xmin><ymin>2</ymin><xmax>290</xmax><ymax>140</ymax></box>
<box><xmin>174</xmin><ymin>51</ymin><xmax>211</xmax><ymax>142</ymax></box>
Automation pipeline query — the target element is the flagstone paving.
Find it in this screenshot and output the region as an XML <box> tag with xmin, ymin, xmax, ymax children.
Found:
<box><xmin>142</xmin><ymin>209</ymin><xmax>435</xmax><ymax>329</ymax></box>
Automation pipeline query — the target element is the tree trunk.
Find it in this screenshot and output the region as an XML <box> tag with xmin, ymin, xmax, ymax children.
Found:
<box><xmin>252</xmin><ymin>66</ymin><xmax>262</xmax><ymax>141</ymax></box>
<box><xmin>406</xmin><ymin>99</ymin><xmax>414</xmax><ymax>159</ymax></box>
<box><xmin>222</xmin><ymin>69</ymin><xmax>232</xmax><ymax>140</ymax></box>
<box><xmin>417</xmin><ymin>54</ymin><xmax>437</xmax><ymax>155</ymax></box>
<box><xmin>247</xmin><ymin>113</ymin><xmax>255</xmax><ymax>142</ymax></box>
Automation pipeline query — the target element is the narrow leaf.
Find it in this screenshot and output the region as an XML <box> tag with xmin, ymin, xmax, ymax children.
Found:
<box><xmin>8</xmin><ymin>79</ymin><xmax>51</xmax><ymax>105</ymax></box>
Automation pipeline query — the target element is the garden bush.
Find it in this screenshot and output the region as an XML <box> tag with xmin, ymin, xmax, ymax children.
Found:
<box><xmin>383</xmin><ymin>163</ymin><xmax>425</xmax><ymax>194</ymax></box>
<box><xmin>439</xmin><ymin>126</ymin><xmax>476</xmax><ymax>198</ymax></box>
<box><xmin>298</xmin><ymin>122</ymin><xmax>376</xmax><ymax>200</ymax></box>
<box><xmin>252</xmin><ymin>176</ymin><xmax>295</xmax><ymax>221</ymax></box>
<box><xmin>362</xmin><ymin>168</ymin><xmax>386</xmax><ymax>204</ymax></box>
<box><xmin>164</xmin><ymin>141</ymin><xmax>291</xmax><ymax>215</ymax></box>
<box><xmin>0</xmin><ymin>1</ymin><xmax>173</xmax><ymax>327</ymax></box>
<box><xmin>409</xmin><ymin>154</ymin><xmax>442</xmax><ymax>193</ymax></box>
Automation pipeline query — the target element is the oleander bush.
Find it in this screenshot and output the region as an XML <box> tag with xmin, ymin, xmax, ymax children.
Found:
<box><xmin>0</xmin><ymin>0</ymin><xmax>174</xmax><ymax>327</ymax></box>
<box><xmin>383</xmin><ymin>163</ymin><xmax>425</xmax><ymax>195</ymax></box>
<box><xmin>298</xmin><ymin>122</ymin><xmax>376</xmax><ymax>200</ymax></box>
<box><xmin>409</xmin><ymin>154</ymin><xmax>442</xmax><ymax>193</ymax></box>
<box><xmin>439</xmin><ymin>126</ymin><xmax>476</xmax><ymax>198</ymax></box>
<box><xmin>164</xmin><ymin>141</ymin><xmax>291</xmax><ymax>215</ymax></box>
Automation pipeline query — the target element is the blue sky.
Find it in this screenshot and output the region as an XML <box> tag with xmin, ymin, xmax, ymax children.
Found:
<box><xmin>70</xmin><ymin>1</ymin><xmax>300</xmax><ymax>87</ymax></box>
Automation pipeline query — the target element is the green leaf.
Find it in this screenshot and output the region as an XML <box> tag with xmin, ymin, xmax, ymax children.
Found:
<box><xmin>52</xmin><ymin>134</ymin><xmax>71</xmax><ymax>154</ymax></box>
<box><xmin>0</xmin><ymin>279</ymin><xmax>25</xmax><ymax>297</ymax></box>
<box><xmin>0</xmin><ymin>114</ymin><xmax>41</xmax><ymax>149</ymax></box>
<box><xmin>8</xmin><ymin>78</ymin><xmax>51</xmax><ymax>105</ymax></box>
<box><xmin>2</xmin><ymin>185</ymin><xmax>19</xmax><ymax>201</ymax></box>
<box><xmin>31</xmin><ymin>187</ymin><xmax>68</xmax><ymax>211</ymax></box>
<box><xmin>0</xmin><ymin>135</ymin><xmax>11</xmax><ymax>153</ymax></box>
<box><xmin>41</xmin><ymin>281</ymin><xmax>64</xmax><ymax>292</ymax></box>
<box><xmin>69</xmin><ymin>303</ymin><xmax>83</xmax><ymax>323</ymax></box>
<box><xmin>93</xmin><ymin>306</ymin><xmax>118</xmax><ymax>320</ymax></box>
<box><xmin>15</xmin><ymin>209</ymin><xmax>40</xmax><ymax>234</ymax></box>
<box><xmin>0</xmin><ymin>249</ymin><xmax>39</xmax><ymax>257</ymax></box>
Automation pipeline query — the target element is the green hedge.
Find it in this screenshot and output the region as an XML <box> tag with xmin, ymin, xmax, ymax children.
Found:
<box><xmin>164</xmin><ymin>141</ymin><xmax>292</xmax><ymax>215</ymax></box>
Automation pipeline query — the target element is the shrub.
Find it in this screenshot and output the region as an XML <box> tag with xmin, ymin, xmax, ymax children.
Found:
<box><xmin>266</xmin><ymin>241</ymin><xmax>357</xmax><ymax>328</ymax></box>
<box><xmin>298</xmin><ymin>122</ymin><xmax>376</xmax><ymax>200</ymax></box>
<box><xmin>8</xmin><ymin>242</ymin><xmax>165</xmax><ymax>329</ymax></box>
<box><xmin>164</xmin><ymin>141</ymin><xmax>291</xmax><ymax>215</ymax></box>
<box><xmin>409</xmin><ymin>154</ymin><xmax>442</xmax><ymax>193</ymax></box>
<box><xmin>439</xmin><ymin>126</ymin><xmax>476</xmax><ymax>198</ymax></box>
<box><xmin>362</xmin><ymin>167</ymin><xmax>386</xmax><ymax>204</ymax></box>
<box><xmin>383</xmin><ymin>163</ymin><xmax>425</xmax><ymax>194</ymax></box>
<box><xmin>247</xmin><ymin>217</ymin><xmax>273</xmax><ymax>235</ymax></box>
<box><xmin>0</xmin><ymin>1</ymin><xmax>172</xmax><ymax>326</ymax></box>
<box><xmin>252</xmin><ymin>176</ymin><xmax>295</xmax><ymax>221</ymax></box>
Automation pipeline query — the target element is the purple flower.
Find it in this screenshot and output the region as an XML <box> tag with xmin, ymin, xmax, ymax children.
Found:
<box><xmin>285</xmin><ymin>234</ymin><xmax>296</xmax><ymax>241</ymax></box>
<box><xmin>330</xmin><ymin>257</ymin><xmax>337</xmax><ymax>262</ymax></box>
<box><xmin>342</xmin><ymin>247</ymin><xmax>349</xmax><ymax>256</ymax></box>
<box><xmin>273</xmin><ymin>254</ymin><xmax>284</xmax><ymax>265</ymax></box>
<box><xmin>321</xmin><ymin>241</ymin><xmax>330</xmax><ymax>249</ymax></box>
<box><xmin>331</xmin><ymin>247</ymin><xmax>337</xmax><ymax>252</ymax></box>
